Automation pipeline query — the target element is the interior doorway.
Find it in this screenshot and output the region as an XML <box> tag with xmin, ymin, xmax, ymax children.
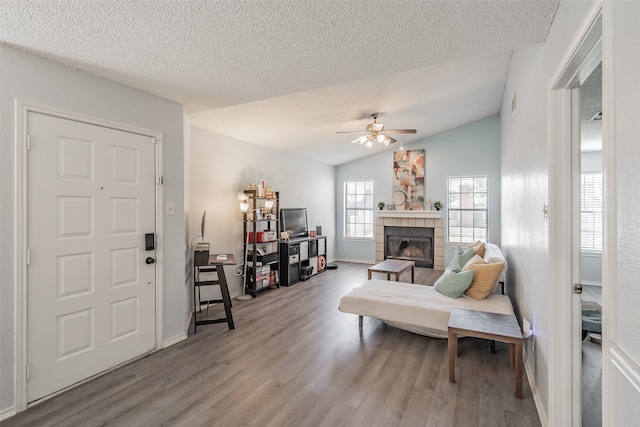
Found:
<box><xmin>578</xmin><ymin>62</ymin><xmax>603</xmax><ymax>427</ymax></box>
<box><xmin>547</xmin><ymin>6</ymin><xmax>602</xmax><ymax>426</ymax></box>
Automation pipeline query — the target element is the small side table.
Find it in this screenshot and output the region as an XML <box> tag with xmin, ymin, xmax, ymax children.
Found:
<box><xmin>193</xmin><ymin>253</ymin><xmax>236</xmax><ymax>333</ymax></box>
<box><xmin>448</xmin><ymin>308</ymin><xmax>524</xmax><ymax>398</ymax></box>
<box><xmin>368</xmin><ymin>259</ymin><xmax>415</xmax><ymax>283</ymax></box>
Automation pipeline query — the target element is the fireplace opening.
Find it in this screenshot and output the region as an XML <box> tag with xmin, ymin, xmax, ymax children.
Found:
<box><xmin>384</xmin><ymin>226</ymin><xmax>434</xmax><ymax>268</ymax></box>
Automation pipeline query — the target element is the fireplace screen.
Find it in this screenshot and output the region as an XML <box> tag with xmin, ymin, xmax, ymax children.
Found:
<box><xmin>384</xmin><ymin>226</ymin><xmax>434</xmax><ymax>268</ymax></box>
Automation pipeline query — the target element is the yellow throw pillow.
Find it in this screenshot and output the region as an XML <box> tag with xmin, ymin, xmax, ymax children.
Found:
<box><xmin>462</xmin><ymin>254</ymin><xmax>485</xmax><ymax>270</ymax></box>
<box><xmin>464</xmin><ymin>261</ymin><xmax>505</xmax><ymax>300</ymax></box>
<box><xmin>468</xmin><ymin>241</ymin><xmax>486</xmax><ymax>258</ymax></box>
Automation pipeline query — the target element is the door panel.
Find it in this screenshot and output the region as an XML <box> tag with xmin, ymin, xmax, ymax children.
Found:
<box><xmin>27</xmin><ymin>113</ymin><xmax>156</xmax><ymax>402</ymax></box>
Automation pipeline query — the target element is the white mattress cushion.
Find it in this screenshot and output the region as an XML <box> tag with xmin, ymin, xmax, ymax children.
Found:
<box><xmin>339</xmin><ymin>279</ymin><xmax>515</xmax><ymax>338</ymax></box>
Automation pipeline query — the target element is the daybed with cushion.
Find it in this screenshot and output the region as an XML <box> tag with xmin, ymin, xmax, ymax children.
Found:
<box><xmin>338</xmin><ymin>242</ymin><xmax>512</xmax><ymax>338</ymax></box>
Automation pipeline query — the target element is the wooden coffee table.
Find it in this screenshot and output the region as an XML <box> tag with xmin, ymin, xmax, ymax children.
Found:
<box><xmin>448</xmin><ymin>307</ymin><xmax>524</xmax><ymax>398</ymax></box>
<box><xmin>368</xmin><ymin>259</ymin><xmax>415</xmax><ymax>283</ymax></box>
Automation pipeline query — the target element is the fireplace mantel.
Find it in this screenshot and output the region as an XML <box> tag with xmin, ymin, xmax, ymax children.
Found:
<box><xmin>376</xmin><ymin>211</ymin><xmax>445</xmax><ymax>270</ymax></box>
<box><xmin>376</xmin><ymin>210</ymin><xmax>442</xmax><ymax>219</ymax></box>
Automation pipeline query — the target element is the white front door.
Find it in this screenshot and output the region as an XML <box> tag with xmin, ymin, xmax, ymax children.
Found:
<box><xmin>26</xmin><ymin>112</ymin><xmax>157</xmax><ymax>403</ymax></box>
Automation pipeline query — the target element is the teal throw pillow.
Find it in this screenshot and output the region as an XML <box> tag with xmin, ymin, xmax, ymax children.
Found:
<box><xmin>448</xmin><ymin>246</ymin><xmax>475</xmax><ymax>270</ymax></box>
<box><xmin>434</xmin><ymin>266</ymin><xmax>474</xmax><ymax>298</ymax></box>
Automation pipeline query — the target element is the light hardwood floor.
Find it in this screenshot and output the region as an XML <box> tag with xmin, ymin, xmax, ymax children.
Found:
<box><xmin>4</xmin><ymin>262</ymin><xmax>541</xmax><ymax>427</ymax></box>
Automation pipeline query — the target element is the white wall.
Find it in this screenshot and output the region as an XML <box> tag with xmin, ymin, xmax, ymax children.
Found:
<box><xmin>500</xmin><ymin>0</ymin><xmax>600</xmax><ymax>422</ymax></box>
<box><xmin>189</xmin><ymin>126</ymin><xmax>336</xmax><ymax>296</ymax></box>
<box><xmin>581</xmin><ymin>151</ymin><xmax>601</xmax><ymax>172</ymax></box>
<box><xmin>0</xmin><ymin>46</ymin><xmax>188</xmax><ymax>414</ymax></box>
<box><xmin>335</xmin><ymin>116</ymin><xmax>501</xmax><ymax>265</ymax></box>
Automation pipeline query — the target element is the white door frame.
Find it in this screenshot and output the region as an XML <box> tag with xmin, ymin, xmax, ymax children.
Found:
<box><xmin>547</xmin><ymin>3</ymin><xmax>602</xmax><ymax>426</ymax></box>
<box><xmin>13</xmin><ymin>100</ymin><xmax>164</xmax><ymax>411</ymax></box>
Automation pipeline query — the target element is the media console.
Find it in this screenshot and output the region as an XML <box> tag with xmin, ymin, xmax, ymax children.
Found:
<box><xmin>279</xmin><ymin>235</ymin><xmax>327</xmax><ymax>286</ymax></box>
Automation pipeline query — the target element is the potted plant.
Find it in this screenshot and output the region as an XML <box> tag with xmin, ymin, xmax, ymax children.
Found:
<box><xmin>433</xmin><ymin>201</ymin><xmax>443</xmax><ymax>211</ymax></box>
<box><xmin>377</xmin><ymin>201</ymin><xmax>385</xmax><ymax>210</ymax></box>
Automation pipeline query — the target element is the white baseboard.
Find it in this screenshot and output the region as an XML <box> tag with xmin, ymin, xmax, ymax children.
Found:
<box><xmin>524</xmin><ymin>350</ymin><xmax>548</xmax><ymax>427</ymax></box>
<box><xmin>334</xmin><ymin>258</ymin><xmax>374</xmax><ymax>264</ymax></box>
<box><xmin>162</xmin><ymin>331</ymin><xmax>188</xmax><ymax>348</ymax></box>
<box><xmin>0</xmin><ymin>406</ymin><xmax>16</xmax><ymax>422</ymax></box>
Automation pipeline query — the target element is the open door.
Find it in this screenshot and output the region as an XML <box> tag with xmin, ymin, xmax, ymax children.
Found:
<box><xmin>577</xmin><ymin>63</ymin><xmax>603</xmax><ymax>427</ymax></box>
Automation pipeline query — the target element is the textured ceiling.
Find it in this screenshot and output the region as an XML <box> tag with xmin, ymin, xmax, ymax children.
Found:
<box><xmin>1</xmin><ymin>0</ymin><xmax>559</xmax><ymax>165</ymax></box>
<box><xmin>581</xmin><ymin>62</ymin><xmax>603</xmax><ymax>152</ymax></box>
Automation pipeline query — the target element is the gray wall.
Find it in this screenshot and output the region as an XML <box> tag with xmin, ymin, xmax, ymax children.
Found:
<box><xmin>189</xmin><ymin>126</ymin><xmax>336</xmax><ymax>297</ymax></box>
<box><xmin>334</xmin><ymin>116</ymin><xmax>501</xmax><ymax>265</ymax></box>
<box><xmin>0</xmin><ymin>46</ymin><xmax>188</xmax><ymax>413</ymax></box>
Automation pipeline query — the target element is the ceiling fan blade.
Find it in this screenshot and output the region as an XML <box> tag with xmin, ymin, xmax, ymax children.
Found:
<box><xmin>336</xmin><ymin>131</ymin><xmax>367</xmax><ymax>134</ymax></box>
<box><xmin>384</xmin><ymin>129</ymin><xmax>417</xmax><ymax>134</ymax></box>
<box><xmin>387</xmin><ymin>135</ymin><xmax>397</xmax><ymax>144</ymax></box>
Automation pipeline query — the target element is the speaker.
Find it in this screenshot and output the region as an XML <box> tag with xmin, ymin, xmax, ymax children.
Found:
<box><xmin>194</xmin><ymin>242</ymin><xmax>210</xmax><ymax>266</ymax></box>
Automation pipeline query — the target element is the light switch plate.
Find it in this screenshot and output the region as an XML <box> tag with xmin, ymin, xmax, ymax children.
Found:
<box><xmin>167</xmin><ymin>202</ymin><xmax>175</xmax><ymax>216</ymax></box>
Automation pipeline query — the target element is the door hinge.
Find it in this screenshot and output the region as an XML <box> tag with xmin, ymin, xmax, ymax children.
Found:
<box><xmin>26</xmin><ymin>363</ymin><xmax>30</xmax><ymax>381</ymax></box>
<box><xmin>158</xmin><ymin>176</ymin><xmax>163</xmax><ymax>185</ymax></box>
<box><xmin>153</xmin><ymin>137</ymin><xmax>158</xmax><ymax>144</ymax></box>
<box><xmin>26</xmin><ymin>248</ymin><xmax>30</xmax><ymax>265</ymax></box>
<box><xmin>573</xmin><ymin>283</ymin><xmax>583</xmax><ymax>294</ymax></box>
<box><xmin>26</xmin><ymin>134</ymin><xmax>31</xmax><ymax>151</ymax></box>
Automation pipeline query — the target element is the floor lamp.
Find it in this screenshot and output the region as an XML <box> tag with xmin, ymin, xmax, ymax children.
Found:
<box><xmin>237</xmin><ymin>193</ymin><xmax>253</xmax><ymax>301</ymax></box>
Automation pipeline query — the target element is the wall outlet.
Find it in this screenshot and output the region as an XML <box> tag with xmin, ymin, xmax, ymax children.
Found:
<box><xmin>166</xmin><ymin>202</ymin><xmax>175</xmax><ymax>216</ymax></box>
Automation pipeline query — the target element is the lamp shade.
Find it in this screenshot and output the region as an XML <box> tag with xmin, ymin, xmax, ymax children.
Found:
<box><xmin>240</xmin><ymin>202</ymin><xmax>250</xmax><ymax>212</ymax></box>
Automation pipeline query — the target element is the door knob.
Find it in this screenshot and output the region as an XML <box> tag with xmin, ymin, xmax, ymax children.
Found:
<box><xmin>573</xmin><ymin>283</ymin><xmax>583</xmax><ymax>294</ymax></box>
<box><xmin>146</xmin><ymin>257</ymin><xmax>156</xmax><ymax>264</ymax></box>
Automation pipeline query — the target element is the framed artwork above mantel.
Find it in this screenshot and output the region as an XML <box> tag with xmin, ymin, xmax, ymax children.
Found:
<box><xmin>392</xmin><ymin>149</ymin><xmax>425</xmax><ymax>210</ymax></box>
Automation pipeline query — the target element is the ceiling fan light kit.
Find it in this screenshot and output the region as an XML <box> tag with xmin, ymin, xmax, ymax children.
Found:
<box><xmin>340</xmin><ymin>114</ymin><xmax>416</xmax><ymax>148</ymax></box>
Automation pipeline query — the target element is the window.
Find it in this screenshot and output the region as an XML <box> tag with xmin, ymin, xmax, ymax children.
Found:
<box><xmin>447</xmin><ymin>176</ymin><xmax>488</xmax><ymax>244</ymax></box>
<box><xmin>581</xmin><ymin>172</ymin><xmax>602</xmax><ymax>252</ymax></box>
<box><xmin>344</xmin><ymin>179</ymin><xmax>374</xmax><ymax>239</ymax></box>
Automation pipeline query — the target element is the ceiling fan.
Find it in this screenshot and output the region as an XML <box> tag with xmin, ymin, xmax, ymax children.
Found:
<box><xmin>337</xmin><ymin>114</ymin><xmax>417</xmax><ymax>148</ymax></box>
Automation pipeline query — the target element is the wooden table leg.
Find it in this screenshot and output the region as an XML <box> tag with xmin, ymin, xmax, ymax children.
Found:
<box><xmin>216</xmin><ymin>264</ymin><xmax>235</xmax><ymax>330</ymax></box>
<box><xmin>411</xmin><ymin>265</ymin><xmax>415</xmax><ymax>283</ymax></box>
<box><xmin>387</xmin><ymin>273</ymin><xmax>391</xmax><ymax>280</ymax></box>
<box><xmin>509</xmin><ymin>343</ymin><xmax>515</xmax><ymax>369</ymax></box>
<box><xmin>515</xmin><ymin>342</ymin><xmax>523</xmax><ymax>398</ymax></box>
<box><xmin>448</xmin><ymin>330</ymin><xmax>457</xmax><ymax>383</ymax></box>
<box><xmin>368</xmin><ymin>270</ymin><xmax>372</xmax><ymax>280</ymax></box>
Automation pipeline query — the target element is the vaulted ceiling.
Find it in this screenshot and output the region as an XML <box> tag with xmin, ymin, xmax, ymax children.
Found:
<box><xmin>1</xmin><ymin>1</ymin><xmax>559</xmax><ymax>165</ymax></box>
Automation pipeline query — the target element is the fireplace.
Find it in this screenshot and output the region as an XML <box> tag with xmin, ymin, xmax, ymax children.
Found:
<box><xmin>375</xmin><ymin>210</ymin><xmax>444</xmax><ymax>270</ymax></box>
<box><xmin>384</xmin><ymin>226</ymin><xmax>434</xmax><ymax>268</ymax></box>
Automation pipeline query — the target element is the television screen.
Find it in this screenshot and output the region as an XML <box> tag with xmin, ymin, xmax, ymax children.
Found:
<box><xmin>281</xmin><ymin>208</ymin><xmax>308</xmax><ymax>239</ymax></box>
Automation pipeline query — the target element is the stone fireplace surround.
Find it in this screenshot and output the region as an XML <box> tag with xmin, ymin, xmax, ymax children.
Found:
<box><xmin>375</xmin><ymin>210</ymin><xmax>445</xmax><ymax>270</ymax></box>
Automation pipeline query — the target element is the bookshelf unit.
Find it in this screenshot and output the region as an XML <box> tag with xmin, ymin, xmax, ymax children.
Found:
<box><xmin>242</xmin><ymin>189</ymin><xmax>280</xmax><ymax>297</ymax></box>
